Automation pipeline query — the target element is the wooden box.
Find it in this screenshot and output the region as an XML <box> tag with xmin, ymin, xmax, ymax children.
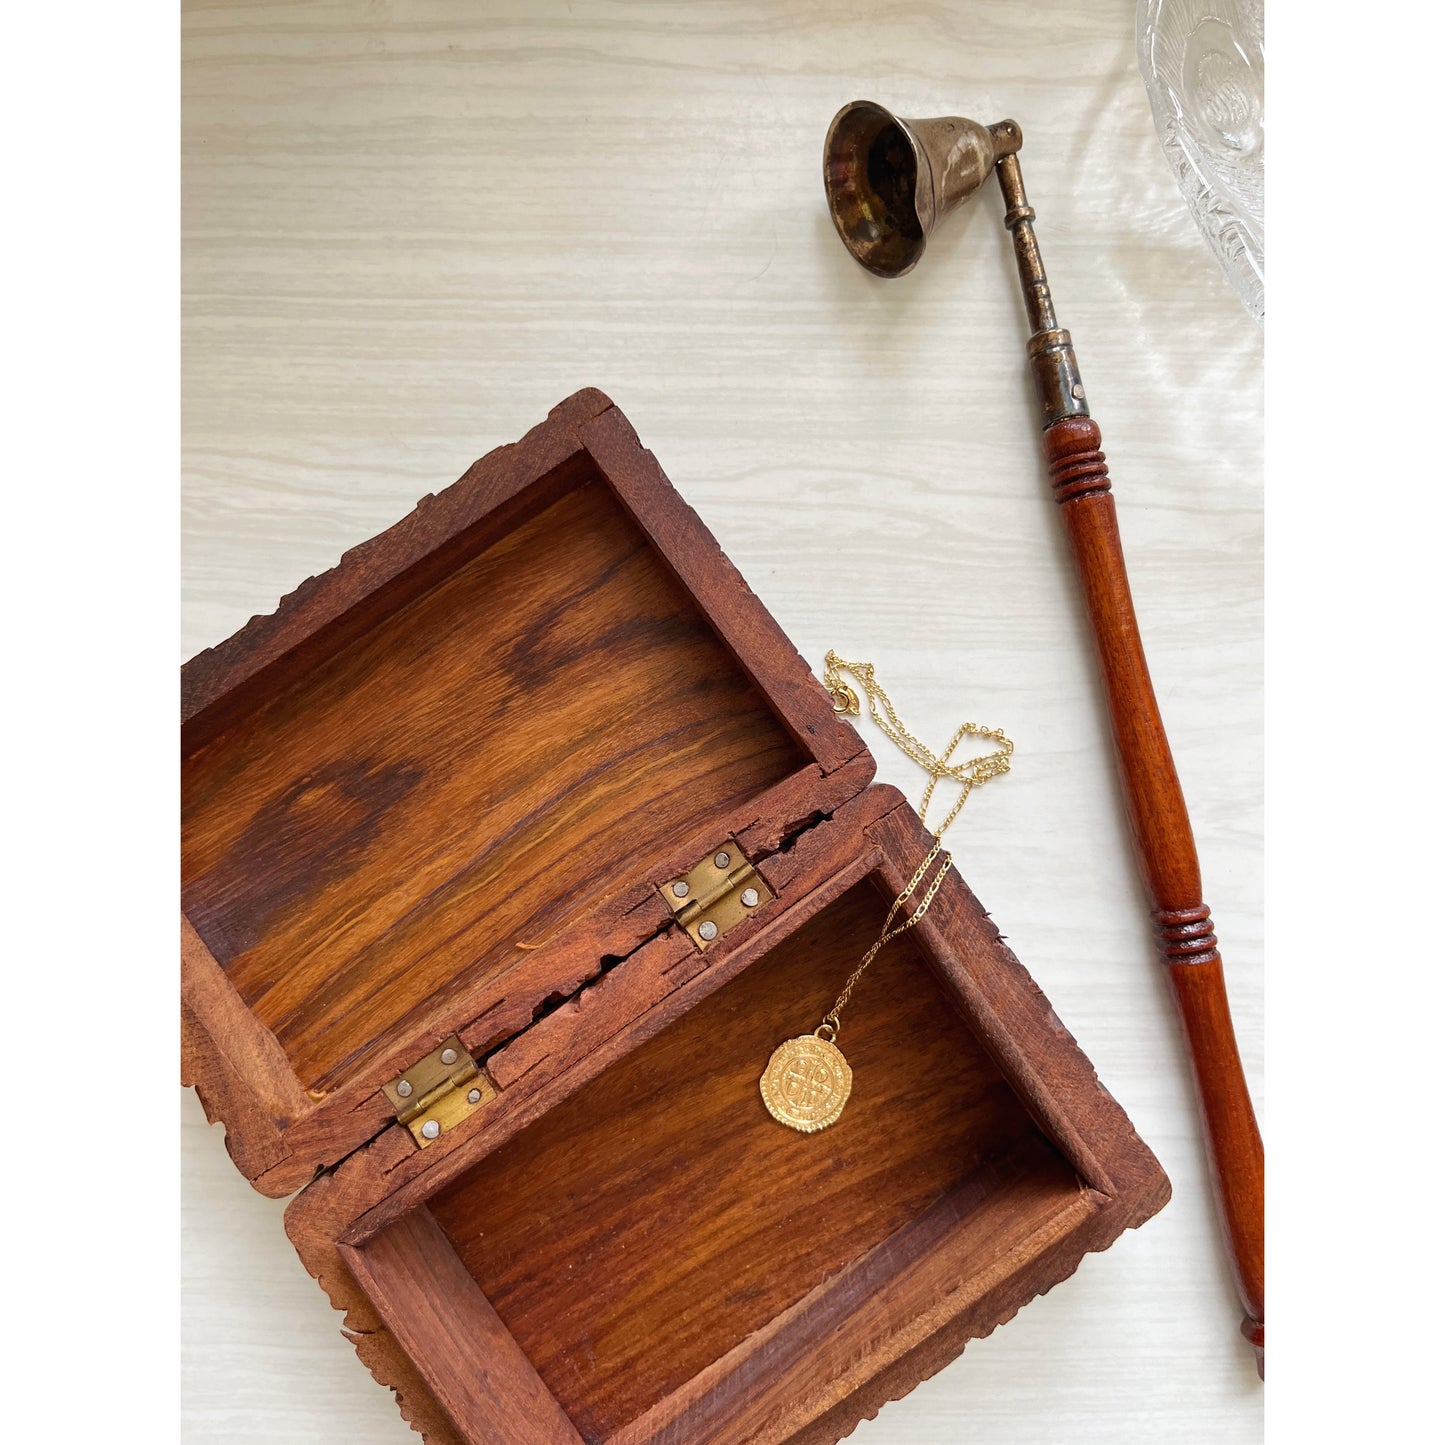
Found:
<box><xmin>182</xmin><ymin>390</ymin><xmax>1169</xmax><ymax>1445</ymax></box>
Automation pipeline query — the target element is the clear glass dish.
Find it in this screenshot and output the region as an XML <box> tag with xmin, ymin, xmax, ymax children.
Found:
<box><xmin>1138</xmin><ymin>0</ymin><xmax>1265</xmax><ymax>321</ymax></box>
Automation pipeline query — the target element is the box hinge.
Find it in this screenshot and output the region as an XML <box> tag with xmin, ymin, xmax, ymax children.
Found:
<box><xmin>660</xmin><ymin>837</ymin><xmax>775</xmax><ymax>950</ymax></box>
<box><xmin>382</xmin><ymin>1034</ymin><xmax>497</xmax><ymax>1148</ymax></box>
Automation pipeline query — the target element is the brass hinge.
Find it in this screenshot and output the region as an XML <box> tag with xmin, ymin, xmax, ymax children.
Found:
<box><xmin>382</xmin><ymin>1034</ymin><xmax>496</xmax><ymax>1148</ymax></box>
<box><xmin>660</xmin><ymin>838</ymin><xmax>774</xmax><ymax>950</ymax></box>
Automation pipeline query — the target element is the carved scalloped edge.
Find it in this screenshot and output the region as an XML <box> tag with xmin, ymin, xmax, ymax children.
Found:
<box><xmin>184</xmin><ymin>1069</ymin><xmax>261</xmax><ymax>1185</ymax></box>
<box><xmin>182</xmin><ymin>990</ymin><xmax>355</xmax><ymax>1196</ymax></box>
<box><xmin>289</xmin><ymin>1197</ymin><xmax>1159</xmax><ymax>1445</ymax></box>
<box><xmin>287</xmin><ymin>1176</ymin><xmax>466</xmax><ymax>1445</ymax></box>
<box><xmin>344</xmin><ymin>1326</ymin><xmax>457</xmax><ymax>1445</ymax></box>
<box><xmin>181</xmin><ymin>1002</ymin><xmax>293</xmax><ymax>1187</ymax></box>
<box><xmin>820</xmin><ymin>1208</ymin><xmax>1161</xmax><ymax>1445</ymax></box>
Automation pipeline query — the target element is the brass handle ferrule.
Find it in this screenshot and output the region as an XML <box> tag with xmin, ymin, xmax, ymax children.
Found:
<box><xmin>995</xmin><ymin>151</ymin><xmax>1089</xmax><ymax>429</ymax></box>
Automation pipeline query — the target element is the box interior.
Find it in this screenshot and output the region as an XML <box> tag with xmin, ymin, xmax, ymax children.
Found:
<box><xmin>181</xmin><ymin>473</ymin><xmax>808</xmax><ymax>1095</ymax></box>
<box><xmin>401</xmin><ymin>878</ymin><xmax>1084</xmax><ymax>1442</ymax></box>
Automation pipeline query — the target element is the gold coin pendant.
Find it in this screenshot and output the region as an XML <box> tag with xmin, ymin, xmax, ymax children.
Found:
<box><xmin>759</xmin><ymin>1032</ymin><xmax>853</xmax><ymax>1133</ymax></box>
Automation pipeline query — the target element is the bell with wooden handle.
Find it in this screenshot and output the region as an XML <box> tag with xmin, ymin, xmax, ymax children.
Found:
<box><xmin>822</xmin><ymin>99</ymin><xmax>1266</xmax><ymax>1378</ymax></box>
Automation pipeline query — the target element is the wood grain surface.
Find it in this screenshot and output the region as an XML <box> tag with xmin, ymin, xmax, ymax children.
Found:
<box><xmin>1043</xmin><ymin>413</ymin><xmax>1264</xmax><ymax>1367</ymax></box>
<box><xmin>283</xmin><ymin>787</ymin><xmax>1167</xmax><ymax>1445</ymax></box>
<box><xmin>425</xmin><ymin>880</ymin><xmax>1073</xmax><ymax>1439</ymax></box>
<box><xmin>181</xmin><ymin>2</ymin><xmax>1263</xmax><ymax>1442</ymax></box>
<box><xmin>183</xmin><ymin>478</ymin><xmax>802</xmax><ymax>1095</ymax></box>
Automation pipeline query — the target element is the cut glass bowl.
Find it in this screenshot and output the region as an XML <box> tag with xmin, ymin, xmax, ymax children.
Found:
<box><xmin>1138</xmin><ymin>0</ymin><xmax>1265</xmax><ymax>321</ymax></box>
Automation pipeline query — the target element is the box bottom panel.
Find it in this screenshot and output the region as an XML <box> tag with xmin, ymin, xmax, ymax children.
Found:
<box><xmin>424</xmin><ymin>880</ymin><xmax>1081</xmax><ymax>1442</ymax></box>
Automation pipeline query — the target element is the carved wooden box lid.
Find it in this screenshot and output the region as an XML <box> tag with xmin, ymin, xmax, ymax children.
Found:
<box><xmin>182</xmin><ymin>389</ymin><xmax>874</xmax><ymax>1194</ymax></box>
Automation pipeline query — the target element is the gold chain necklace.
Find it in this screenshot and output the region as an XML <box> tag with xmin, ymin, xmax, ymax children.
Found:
<box><xmin>759</xmin><ymin>651</ymin><xmax>1013</xmax><ymax>1133</ymax></box>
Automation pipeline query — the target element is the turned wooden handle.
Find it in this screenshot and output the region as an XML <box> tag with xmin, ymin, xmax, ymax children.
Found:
<box><xmin>1043</xmin><ymin>415</ymin><xmax>1264</xmax><ymax>1374</ymax></box>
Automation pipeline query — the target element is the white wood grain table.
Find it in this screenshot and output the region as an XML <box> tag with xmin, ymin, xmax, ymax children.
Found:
<box><xmin>182</xmin><ymin>2</ymin><xmax>1263</xmax><ymax>1441</ymax></box>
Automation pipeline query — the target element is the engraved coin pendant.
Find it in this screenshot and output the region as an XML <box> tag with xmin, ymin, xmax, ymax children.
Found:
<box><xmin>760</xmin><ymin>1032</ymin><xmax>853</xmax><ymax>1133</ymax></box>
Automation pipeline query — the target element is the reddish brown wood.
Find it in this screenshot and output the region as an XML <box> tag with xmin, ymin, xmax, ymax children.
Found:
<box><xmin>181</xmin><ymin>390</ymin><xmax>871</xmax><ymax>1191</ymax></box>
<box><xmin>181</xmin><ymin>915</ymin><xmax>310</xmax><ymax>1183</ymax></box>
<box><xmin>611</xmin><ymin>1154</ymin><xmax>1105</xmax><ymax>1445</ymax></box>
<box><xmin>427</xmin><ymin>882</ymin><xmax>1066</xmax><ymax>1438</ymax></box>
<box><xmin>184</xmin><ymin>482</ymin><xmax>804</xmax><ymax>1095</ymax></box>
<box><xmin>1043</xmin><ymin>414</ymin><xmax>1265</xmax><ymax>1373</ymax></box>
<box><xmin>312</xmin><ymin>784</ymin><xmax>909</xmax><ymax>1243</ymax></box>
<box><xmin>575</xmin><ymin>403</ymin><xmax>864</xmax><ymax>776</ymax></box>
<box><xmin>339</xmin><ymin>1209</ymin><xmax>582</xmax><ymax>1445</ymax></box>
<box><xmin>280</xmin><ymin>787</ymin><xmax>903</xmax><ymax>1445</ymax></box>
<box><xmin>186</xmin><ymin>394</ymin><xmax>1172</xmax><ymax>1443</ymax></box>
<box><xmin>287</xmin><ymin>786</ymin><xmax>1168</xmax><ymax>1444</ymax></box>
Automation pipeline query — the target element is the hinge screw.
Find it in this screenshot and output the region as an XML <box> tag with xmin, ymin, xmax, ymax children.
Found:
<box><xmin>698</xmin><ymin>920</ymin><xmax>719</xmax><ymax>941</ymax></box>
<box><xmin>420</xmin><ymin>1120</ymin><xmax>441</xmax><ymax>1140</ymax></box>
<box><xmin>440</xmin><ymin>1047</ymin><xmax>458</xmax><ymax>1066</ymax></box>
<box><xmin>395</xmin><ymin>1079</ymin><xmax>414</xmax><ymax>1098</ymax></box>
<box><xmin>741</xmin><ymin>887</ymin><xmax>760</xmax><ymax>907</ymax></box>
<box><xmin>671</xmin><ymin>880</ymin><xmax>689</xmax><ymax>898</ymax></box>
<box><xmin>714</xmin><ymin>851</ymin><xmax>731</xmax><ymax>868</ymax></box>
<box><xmin>467</xmin><ymin>1088</ymin><xmax>482</xmax><ymax>1104</ymax></box>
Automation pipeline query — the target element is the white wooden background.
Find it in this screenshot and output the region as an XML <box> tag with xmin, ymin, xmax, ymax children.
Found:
<box><xmin>181</xmin><ymin>2</ymin><xmax>1263</xmax><ymax>1441</ymax></box>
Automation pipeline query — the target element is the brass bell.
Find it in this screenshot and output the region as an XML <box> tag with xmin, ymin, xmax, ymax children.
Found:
<box><xmin>822</xmin><ymin>100</ymin><xmax>1022</xmax><ymax>278</ymax></box>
